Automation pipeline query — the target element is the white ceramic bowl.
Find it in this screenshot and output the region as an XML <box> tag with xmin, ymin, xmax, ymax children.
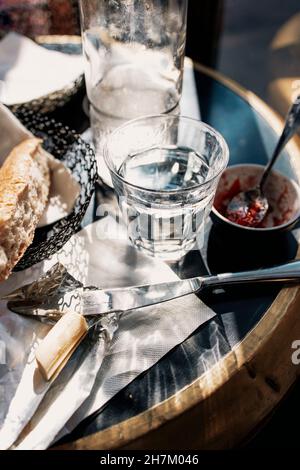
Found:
<box><xmin>212</xmin><ymin>164</ymin><xmax>300</xmax><ymax>233</ymax></box>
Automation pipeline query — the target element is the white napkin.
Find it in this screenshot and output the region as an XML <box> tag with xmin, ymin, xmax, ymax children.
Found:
<box><xmin>0</xmin><ymin>33</ymin><xmax>84</xmax><ymax>105</ymax></box>
<box><xmin>0</xmin><ymin>216</ymin><xmax>215</xmax><ymax>449</ymax></box>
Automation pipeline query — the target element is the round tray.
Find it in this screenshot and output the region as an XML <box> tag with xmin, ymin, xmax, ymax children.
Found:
<box><xmin>51</xmin><ymin>63</ymin><xmax>300</xmax><ymax>450</ymax></box>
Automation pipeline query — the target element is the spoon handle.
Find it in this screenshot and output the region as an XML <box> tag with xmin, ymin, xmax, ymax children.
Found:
<box><xmin>260</xmin><ymin>94</ymin><xmax>300</xmax><ymax>190</ymax></box>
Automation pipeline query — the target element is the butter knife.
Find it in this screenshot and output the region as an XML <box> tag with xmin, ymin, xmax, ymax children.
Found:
<box><xmin>5</xmin><ymin>259</ymin><xmax>300</xmax><ymax>317</ymax></box>
<box><xmin>5</xmin><ymin>260</ymin><xmax>300</xmax><ymax>381</ymax></box>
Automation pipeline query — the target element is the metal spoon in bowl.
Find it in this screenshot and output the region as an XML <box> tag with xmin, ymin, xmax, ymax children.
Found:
<box><xmin>226</xmin><ymin>95</ymin><xmax>300</xmax><ymax>227</ymax></box>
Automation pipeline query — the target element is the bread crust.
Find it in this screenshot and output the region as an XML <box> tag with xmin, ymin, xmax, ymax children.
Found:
<box><xmin>0</xmin><ymin>138</ymin><xmax>50</xmax><ymax>280</ymax></box>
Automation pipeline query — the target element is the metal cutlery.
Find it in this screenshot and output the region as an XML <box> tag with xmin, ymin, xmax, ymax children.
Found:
<box><xmin>4</xmin><ymin>259</ymin><xmax>300</xmax><ymax>381</ymax></box>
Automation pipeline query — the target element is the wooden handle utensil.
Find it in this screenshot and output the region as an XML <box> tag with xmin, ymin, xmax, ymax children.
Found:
<box><xmin>35</xmin><ymin>311</ymin><xmax>88</xmax><ymax>381</ymax></box>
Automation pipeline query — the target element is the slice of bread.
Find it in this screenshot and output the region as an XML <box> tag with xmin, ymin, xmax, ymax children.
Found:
<box><xmin>0</xmin><ymin>138</ymin><xmax>50</xmax><ymax>281</ymax></box>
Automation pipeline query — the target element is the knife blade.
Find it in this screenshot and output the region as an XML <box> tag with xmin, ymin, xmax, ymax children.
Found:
<box><xmin>6</xmin><ymin>276</ymin><xmax>203</xmax><ymax>317</ymax></box>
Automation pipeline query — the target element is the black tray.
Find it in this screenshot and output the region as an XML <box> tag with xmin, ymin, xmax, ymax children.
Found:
<box><xmin>51</xmin><ymin>64</ymin><xmax>300</xmax><ymax>449</ymax></box>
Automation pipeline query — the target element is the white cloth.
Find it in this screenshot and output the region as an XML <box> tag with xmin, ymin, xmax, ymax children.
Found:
<box><xmin>0</xmin><ymin>217</ymin><xmax>216</xmax><ymax>449</ymax></box>
<box><xmin>0</xmin><ymin>33</ymin><xmax>84</xmax><ymax>105</ymax></box>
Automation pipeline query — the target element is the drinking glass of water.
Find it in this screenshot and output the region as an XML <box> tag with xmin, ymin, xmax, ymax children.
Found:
<box><xmin>104</xmin><ymin>115</ymin><xmax>229</xmax><ymax>260</ymax></box>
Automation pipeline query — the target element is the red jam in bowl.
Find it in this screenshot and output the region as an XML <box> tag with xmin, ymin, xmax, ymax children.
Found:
<box><xmin>225</xmin><ymin>194</ymin><xmax>267</xmax><ymax>227</ymax></box>
<box><xmin>213</xmin><ymin>166</ymin><xmax>300</xmax><ymax>229</ymax></box>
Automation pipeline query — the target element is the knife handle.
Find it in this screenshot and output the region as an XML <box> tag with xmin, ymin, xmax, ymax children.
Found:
<box><xmin>202</xmin><ymin>259</ymin><xmax>300</xmax><ymax>289</ymax></box>
<box><xmin>35</xmin><ymin>311</ymin><xmax>88</xmax><ymax>381</ymax></box>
